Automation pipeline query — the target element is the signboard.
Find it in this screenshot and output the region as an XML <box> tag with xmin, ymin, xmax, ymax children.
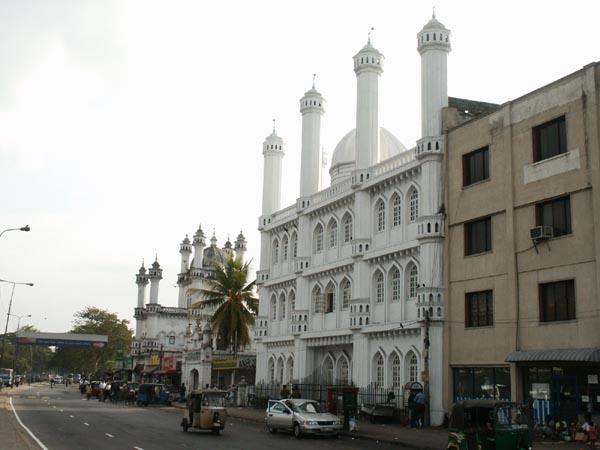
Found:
<box><xmin>212</xmin><ymin>359</ymin><xmax>239</xmax><ymax>370</ymax></box>
<box><xmin>124</xmin><ymin>357</ymin><xmax>134</xmax><ymax>370</ymax></box>
<box><xmin>116</xmin><ymin>350</ymin><xmax>124</xmax><ymax>361</ymax></box>
<box><xmin>163</xmin><ymin>356</ymin><xmax>176</xmax><ymax>372</ymax></box>
<box><xmin>150</xmin><ymin>354</ymin><xmax>160</xmax><ymax>365</ymax></box>
<box><xmin>588</xmin><ymin>374</ymin><xmax>598</xmax><ymax>385</ymax></box>
<box><xmin>16</xmin><ymin>332</ymin><xmax>108</xmax><ymax>348</ymax></box>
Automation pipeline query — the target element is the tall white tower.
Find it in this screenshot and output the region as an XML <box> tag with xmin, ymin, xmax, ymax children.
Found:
<box><xmin>353</xmin><ymin>33</ymin><xmax>384</xmax><ymax>169</ymax></box>
<box><xmin>191</xmin><ymin>225</ymin><xmax>206</xmax><ymax>269</ymax></box>
<box><xmin>299</xmin><ymin>78</ymin><xmax>326</xmax><ymax>197</ymax></box>
<box><xmin>261</xmin><ymin>125</ymin><xmax>285</xmax><ymax>216</ymax></box>
<box><xmin>415</xmin><ymin>12</ymin><xmax>451</xmax><ymax>428</ymax></box>
<box><xmin>148</xmin><ymin>257</ymin><xmax>163</xmax><ymax>304</ymax></box>
<box><xmin>235</xmin><ymin>231</ymin><xmax>247</xmax><ymax>259</ymax></box>
<box><xmin>135</xmin><ymin>262</ymin><xmax>148</xmax><ymax>309</ymax></box>
<box><xmin>178</xmin><ymin>235</ymin><xmax>193</xmax><ymax>307</ymax></box>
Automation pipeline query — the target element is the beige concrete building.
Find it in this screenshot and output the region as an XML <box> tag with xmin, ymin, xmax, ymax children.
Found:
<box><xmin>442</xmin><ymin>63</ymin><xmax>600</xmax><ymax>424</ymax></box>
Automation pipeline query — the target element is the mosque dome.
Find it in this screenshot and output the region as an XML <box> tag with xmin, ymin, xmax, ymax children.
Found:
<box><xmin>202</xmin><ymin>245</ymin><xmax>228</xmax><ymax>267</ymax></box>
<box><xmin>329</xmin><ymin>127</ymin><xmax>407</xmax><ymax>184</ymax></box>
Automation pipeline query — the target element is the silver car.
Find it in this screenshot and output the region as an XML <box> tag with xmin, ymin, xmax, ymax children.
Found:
<box><xmin>265</xmin><ymin>399</ymin><xmax>343</xmax><ymax>438</ymax></box>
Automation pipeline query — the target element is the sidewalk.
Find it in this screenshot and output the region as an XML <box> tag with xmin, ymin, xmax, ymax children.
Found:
<box><xmin>0</xmin><ymin>388</ymin><xmax>39</xmax><ymax>450</ymax></box>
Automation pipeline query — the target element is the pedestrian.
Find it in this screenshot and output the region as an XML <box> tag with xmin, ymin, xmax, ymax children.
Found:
<box><xmin>291</xmin><ymin>385</ymin><xmax>301</xmax><ymax>398</ymax></box>
<box><xmin>582</xmin><ymin>413</ymin><xmax>597</xmax><ymax>449</ymax></box>
<box><xmin>229</xmin><ymin>385</ymin><xmax>237</xmax><ymax>406</ymax></box>
<box><xmin>179</xmin><ymin>383</ymin><xmax>186</xmax><ymax>402</ymax></box>
<box><xmin>413</xmin><ymin>390</ymin><xmax>426</xmax><ymax>429</ymax></box>
<box><xmin>280</xmin><ymin>384</ymin><xmax>290</xmax><ymax>398</ymax></box>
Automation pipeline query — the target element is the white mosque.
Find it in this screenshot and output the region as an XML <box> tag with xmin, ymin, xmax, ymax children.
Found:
<box><xmin>254</xmin><ymin>14</ymin><xmax>449</xmax><ymax>425</ymax></box>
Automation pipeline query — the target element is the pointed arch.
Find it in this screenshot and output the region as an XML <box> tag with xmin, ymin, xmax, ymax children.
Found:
<box><xmin>372</xmin><ymin>351</ymin><xmax>385</xmax><ymax>387</ymax></box>
<box><xmin>282</xmin><ymin>234</ymin><xmax>289</xmax><ymax>261</ymax></box>
<box><xmin>389</xmin><ymin>264</ymin><xmax>402</xmax><ymax>303</ymax></box>
<box><xmin>327</xmin><ymin>217</ymin><xmax>338</xmax><ymax>249</ymax></box>
<box><xmin>276</xmin><ymin>356</ymin><xmax>285</xmax><ymax>382</ymax></box>
<box><xmin>408</xmin><ymin>186</ymin><xmax>420</xmax><ymax>222</ymax></box>
<box><xmin>272</xmin><ymin>238</ymin><xmax>279</xmax><ymax>264</ymax></box>
<box><xmin>373</xmin><ymin>267</ymin><xmax>385</xmax><ymax>304</ymax></box>
<box><xmin>291</xmin><ymin>231</ymin><xmax>298</xmax><ymax>258</ymax></box>
<box><xmin>268</xmin><ymin>357</ymin><xmax>275</xmax><ymax>382</ymax></box>
<box><xmin>374</xmin><ymin>196</ymin><xmax>387</xmax><ymax>232</ymax></box>
<box><xmin>406</xmin><ymin>261</ymin><xmax>419</xmax><ymax>299</ymax></box>
<box><xmin>279</xmin><ymin>292</ymin><xmax>287</xmax><ymax>320</ymax></box>
<box><xmin>289</xmin><ymin>289</ymin><xmax>296</xmax><ymax>313</ymax></box>
<box><xmin>405</xmin><ymin>351</ymin><xmax>419</xmax><ymax>383</ymax></box>
<box><xmin>286</xmin><ymin>355</ymin><xmax>294</xmax><ymax>383</ymax></box>
<box><xmin>391</xmin><ymin>191</ymin><xmax>402</xmax><ymax>228</ymax></box>
<box><xmin>389</xmin><ymin>350</ymin><xmax>402</xmax><ymax>388</ymax></box>
<box><xmin>342</xmin><ymin>211</ymin><xmax>353</xmax><ymax>243</ymax></box>
<box><xmin>270</xmin><ymin>294</ymin><xmax>277</xmax><ymax>321</ymax></box>
<box><xmin>321</xmin><ymin>354</ymin><xmax>335</xmax><ymax>384</ymax></box>
<box><xmin>340</xmin><ymin>276</ymin><xmax>352</xmax><ymax>310</ymax></box>
<box><xmin>313</xmin><ymin>222</ymin><xmax>324</xmax><ymax>253</ymax></box>
<box><xmin>337</xmin><ymin>352</ymin><xmax>351</xmax><ymax>385</ymax></box>
<box><xmin>325</xmin><ymin>280</ymin><xmax>336</xmax><ymax>313</ymax></box>
<box><xmin>312</xmin><ymin>283</ymin><xmax>324</xmax><ymax>314</ymax></box>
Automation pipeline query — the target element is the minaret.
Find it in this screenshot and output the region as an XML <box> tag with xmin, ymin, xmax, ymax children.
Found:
<box><xmin>191</xmin><ymin>225</ymin><xmax>206</xmax><ymax>269</ymax></box>
<box><xmin>261</xmin><ymin>123</ymin><xmax>285</xmax><ymax>216</ymax></box>
<box><xmin>223</xmin><ymin>237</ymin><xmax>233</xmax><ymax>257</ymax></box>
<box><xmin>353</xmin><ymin>29</ymin><xmax>384</xmax><ymax>169</ymax></box>
<box><xmin>299</xmin><ymin>76</ymin><xmax>326</xmax><ymax>197</ymax></box>
<box><xmin>135</xmin><ymin>261</ymin><xmax>149</xmax><ymax>308</ymax></box>
<box><xmin>179</xmin><ymin>235</ymin><xmax>192</xmax><ymax>273</ymax></box>
<box><xmin>235</xmin><ymin>231</ymin><xmax>247</xmax><ymax>259</ymax></box>
<box><xmin>210</xmin><ymin>231</ymin><xmax>218</xmax><ymax>248</ymax></box>
<box><xmin>148</xmin><ymin>256</ymin><xmax>163</xmax><ymax>304</ymax></box>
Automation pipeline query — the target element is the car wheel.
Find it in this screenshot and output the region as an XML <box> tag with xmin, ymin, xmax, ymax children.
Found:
<box><xmin>268</xmin><ymin>427</ymin><xmax>278</xmax><ymax>434</ymax></box>
<box><xmin>293</xmin><ymin>422</ymin><xmax>302</xmax><ymax>439</ymax></box>
<box><xmin>212</xmin><ymin>427</ymin><xmax>220</xmax><ymax>435</ymax></box>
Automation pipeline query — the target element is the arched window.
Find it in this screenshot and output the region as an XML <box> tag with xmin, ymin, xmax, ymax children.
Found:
<box><xmin>271</xmin><ymin>295</ymin><xmax>277</xmax><ymax>320</ymax></box>
<box><xmin>341</xmin><ymin>279</ymin><xmax>351</xmax><ymax>309</ymax></box>
<box><xmin>375</xmin><ymin>270</ymin><xmax>385</xmax><ymax>303</ymax></box>
<box><xmin>277</xmin><ymin>358</ymin><xmax>284</xmax><ymax>382</ymax></box>
<box><xmin>409</xmin><ymin>189</ymin><xmax>419</xmax><ymax>222</ymax></box>
<box><xmin>269</xmin><ymin>359</ymin><xmax>275</xmax><ymax>382</ymax></box>
<box><xmin>291</xmin><ymin>232</ymin><xmax>298</xmax><ymax>258</ymax></box>
<box><xmin>376</xmin><ymin>199</ymin><xmax>386</xmax><ymax>232</ymax></box>
<box><xmin>290</xmin><ymin>290</ymin><xmax>296</xmax><ymax>312</ymax></box>
<box><xmin>272</xmin><ymin>239</ymin><xmax>279</xmax><ymax>264</ymax></box>
<box><xmin>375</xmin><ymin>354</ymin><xmax>384</xmax><ymax>387</ymax></box>
<box><xmin>408</xmin><ymin>354</ymin><xmax>418</xmax><ymax>382</ymax></box>
<box><xmin>328</xmin><ymin>219</ymin><xmax>338</xmax><ymax>248</ymax></box>
<box><xmin>409</xmin><ymin>265</ymin><xmax>418</xmax><ymax>298</ymax></box>
<box><xmin>314</xmin><ymin>224</ymin><xmax>324</xmax><ymax>253</ymax></box>
<box><xmin>325</xmin><ymin>282</ymin><xmax>336</xmax><ymax>313</ymax></box>
<box><xmin>287</xmin><ymin>357</ymin><xmax>294</xmax><ymax>383</ymax></box>
<box><xmin>282</xmin><ymin>235</ymin><xmax>289</xmax><ymax>261</ymax></box>
<box><xmin>323</xmin><ymin>358</ymin><xmax>334</xmax><ymax>385</ymax></box>
<box><xmin>280</xmin><ymin>293</ymin><xmax>286</xmax><ymax>320</ymax></box>
<box><xmin>392</xmin><ymin>354</ymin><xmax>401</xmax><ymax>388</ymax></box>
<box><xmin>391</xmin><ymin>267</ymin><xmax>401</xmax><ymax>302</ymax></box>
<box><xmin>312</xmin><ymin>285</ymin><xmax>324</xmax><ymax>313</ymax></box>
<box><xmin>343</xmin><ymin>214</ymin><xmax>353</xmax><ymax>243</ymax></box>
<box><xmin>338</xmin><ymin>358</ymin><xmax>349</xmax><ymax>385</ymax></box>
<box><xmin>392</xmin><ymin>195</ymin><xmax>402</xmax><ymax>227</ymax></box>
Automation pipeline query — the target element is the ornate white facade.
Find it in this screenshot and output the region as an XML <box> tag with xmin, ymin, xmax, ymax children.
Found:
<box><xmin>255</xmin><ymin>15</ymin><xmax>450</xmax><ymax>425</ymax></box>
<box><xmin>131</xmin><ymin>226</ymin><xmax>251</xmax><ymax>389</ymax></box>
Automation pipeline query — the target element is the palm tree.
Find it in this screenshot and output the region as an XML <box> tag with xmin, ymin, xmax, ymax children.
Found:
<box><xmin>194</xmin><ymin>255</ymin><xmax>258</xmax><ymax>353</ymax></box>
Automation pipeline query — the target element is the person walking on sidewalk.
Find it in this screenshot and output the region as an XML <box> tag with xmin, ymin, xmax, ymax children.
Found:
<box><xmin>413</xmin><ymin>390</ymin><xmax>426</xmax><ymax>429</ymax></box>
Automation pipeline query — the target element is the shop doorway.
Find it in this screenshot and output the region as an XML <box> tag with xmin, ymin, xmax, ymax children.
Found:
<box><xmin>553</xmin><ymin>376</ymin><xmax>578</xmax><ymax>422</ymax></box>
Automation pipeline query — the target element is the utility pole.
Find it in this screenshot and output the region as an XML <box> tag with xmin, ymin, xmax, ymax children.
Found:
<box><xmin>423</xmin><ymin>310</ymin><xmax>430</xmax><ymax>428</ymax></box>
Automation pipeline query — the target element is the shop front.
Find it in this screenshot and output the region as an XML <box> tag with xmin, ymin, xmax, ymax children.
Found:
<box><xmin>506</xmin><ymin>348</ymin><xmax>600</xmax><ymax>425</ymax></box>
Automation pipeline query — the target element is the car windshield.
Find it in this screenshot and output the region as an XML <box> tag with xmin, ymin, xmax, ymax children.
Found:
<box><xmin>291</xmin><ymin>401</ymin><xmax>323</xmax><ymax>414</ymax></box>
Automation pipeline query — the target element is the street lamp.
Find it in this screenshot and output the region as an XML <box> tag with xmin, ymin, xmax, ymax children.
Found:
<box><xmin>0</xmin><ymin>225</ymin><xmax>30</xmax><ymax>239</ymax></box>
<box><xmin>11</xmin><ymin>314</ymin><xmax>31</xmax><ymax>375</ymax></box>
<box><xmin>0</xmin><ymin>279</ymin><xmax>34</xmax><ymax>367</ymax></box>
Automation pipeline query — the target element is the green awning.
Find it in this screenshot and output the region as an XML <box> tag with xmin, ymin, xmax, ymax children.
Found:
<box><xmin>505</xmin><ymin>348</ymin><xmax>600</xmax><ymax>363</ymax></box>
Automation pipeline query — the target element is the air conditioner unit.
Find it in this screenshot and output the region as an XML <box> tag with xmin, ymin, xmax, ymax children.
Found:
<box><xmin>530</xmin><ymin>225</ymin><xmax>553</xmax><ymax>240</ymax></box>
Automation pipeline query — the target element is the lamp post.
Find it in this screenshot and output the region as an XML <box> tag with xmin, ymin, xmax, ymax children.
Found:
<box><xmin>0</xmin><ymin>225</ymin><xmax>30</xmax><ymax>239</ymax></box>
<box><xmin>0</xmin><ymin>279</ymin><xmax>34</xmax><ymax>367</ymax></box>
<box><xmin>11</xmin><ymin>314</ymin><xmax>31</xmax><ymax>375</ymax></box>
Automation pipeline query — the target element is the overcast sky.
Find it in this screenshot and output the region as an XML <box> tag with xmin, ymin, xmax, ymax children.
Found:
<box><xmin>0</xmin><ymin>0</ymin><xmax>597</xmax><ymax>335</ymax></box>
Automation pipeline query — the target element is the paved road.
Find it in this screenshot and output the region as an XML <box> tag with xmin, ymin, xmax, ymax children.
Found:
<box><xmin>9</xmin><ymin>384</ymin><xmax>407</xmax><ymax>450</ymax></box>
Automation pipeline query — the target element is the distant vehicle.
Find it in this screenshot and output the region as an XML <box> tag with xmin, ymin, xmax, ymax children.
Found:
<box><xmin>52</xmin><ymin>375</ymin><xmax>63</xmax><ymax>384</ymax></box>
<box><xmin>0</xmin><ymin>368</ymin><xmax>13</xmax><ymax>387</ymax></box>
<box><xmin>265</xmin><ymin>398</ymin><xmax>343</xmax><ymax>438</ymax></box>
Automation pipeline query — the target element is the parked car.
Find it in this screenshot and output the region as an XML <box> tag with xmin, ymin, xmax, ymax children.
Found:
<box><xmin>136</xmin><ymin>383</ymin><xmax>172</xmax><ymax>406</ymax></box>
<box><xmin>265</xmin><ymin>398</ymin><xmax>342</xmax><ymax>438</ymax></box>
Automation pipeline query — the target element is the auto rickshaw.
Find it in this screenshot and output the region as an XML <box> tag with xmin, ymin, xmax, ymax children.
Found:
<box><xmin>135</xmin><ymin>383</ymin><xmax>172</xmax><ymax>406</ymax></box>
<box><xmin>448</xmin><ymin>400</ymin><xmax>533</xmax><ymax>450</ymax></box>
<box><xmin>181</xmin><ymin>389</ymin><xmax>228</xmax><ymax>435</ymax></box>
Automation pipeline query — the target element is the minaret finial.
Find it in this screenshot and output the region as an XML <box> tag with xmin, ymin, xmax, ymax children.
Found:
<box><xmin>432</xmin><ymin>5</ymin><xmax>436</xmax><ymax>19</ymax></box>
<box><xmin>368</xmin><ymin>27</ymin><xmax>374</xmax><ymax>44</ymax></box>
<box><xmin>312</xmin><ymin>73</ymin><xmax>316</xmax><ymax>89</ymax></box>
<box><xmin>142</xmin><ymin>258</ymin><xmax>145</xmax><ymax>267</ymax></box>
<box><xmin>154</xmin><ymin>253</ymin><xmax>158</xmax><ymax>262</ymax></box>
<box><xmin>272</xmin><ymin>118</ymin><xmax>276</xmax><ymax>133</ymax></box>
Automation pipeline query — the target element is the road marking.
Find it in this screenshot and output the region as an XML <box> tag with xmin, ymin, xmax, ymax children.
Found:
<box><xmin>105</xmin><ymin>433</ymin><xmax>114</xmax><ymax>438</ymax></box>
<box><xmin>69</xmin><ymin>415</ymin><xmax>75</xmax><ymax>418</ymax></box>
<box><xmin>83</xmin><ymin>422</ymin><xmax>89</xmax><ymax>426</ymax></box>
<box><xmin>9</xmin><ymin>397</ymin><xmax>49</xmax><ymax>450</ymax></box>
<box><xmin>133</xmin><ymin>447</ymin><xmax>144</xmax><ymax>450</ymax></box>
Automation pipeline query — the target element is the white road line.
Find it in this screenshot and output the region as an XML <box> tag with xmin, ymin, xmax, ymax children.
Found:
<box><xmin>83</xmin><ymin>422</ymin><xmax>90</xmax><ymax>426</ymax></box>
<box><xmin>69</xmin><ymin>415</ymin><xmax>75</xmax><ymax>418</ymax></box>
<box><xmin>9</xmin><ymin>397</ymin><xmax>49</xmax><ymax>450</ymax></box>
<box><xmin>105</xmin><ymin>433</ymin><xmax>114</xmax><ymax>438</ymax></box>
<box><xmin>133</xmin><ymin>447</ymin><xmax>144</xmax><ymax>450</ymax></box>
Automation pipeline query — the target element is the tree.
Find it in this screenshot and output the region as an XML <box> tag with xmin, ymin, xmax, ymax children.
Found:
<box><xmin>50</xmin><ymin>307</ymin><xmax>132</xmax><ymax>377</ymax></box>
<box><xmin>195</xmin><ymin>255</ymin><xmax>257</xmax><ymax>352</ymax></box>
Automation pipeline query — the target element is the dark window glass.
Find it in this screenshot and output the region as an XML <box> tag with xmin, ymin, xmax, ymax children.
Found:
<box><xmin>465</xmin><ymin>217</ymin><xmax>492</xmax><ymax>255</ymax></box>
<box><xmin>453</xmin><ymin>367</ymin><xmax>511</xmax><ymax>402</ymax></box>
<box><xmin>534</xmin><ymin>116</ymin><xmax>567</xmax><ymax>161</ymax></box>
<box><xmin>540</xmin><ymin>279</ymin><xmax>575</xmax><ymax>322</ymax></box>
<box><xmin>463</xmin><ymin>146</ymin><xmax>489</xmax><ymax>186</ymax></box>
<box><xmin>466</xmin><ymin>290</ymin><xmax>494</xmax><ymax>327</ymax></box>
<box><xmin>537</xmin><ymin>196</ymin><xmax>571</xmax><ymax>237</ymax></box>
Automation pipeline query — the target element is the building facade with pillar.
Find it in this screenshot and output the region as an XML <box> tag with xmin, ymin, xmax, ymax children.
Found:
<box><xmin>130</xmin><ymin>225</ymin><xmax>255</xmax><ymax>389</ymax></box>
<box><xmin>254</xmin><ymin>15</ymin><xmax>450</xmax><ymax>425</ymax></box>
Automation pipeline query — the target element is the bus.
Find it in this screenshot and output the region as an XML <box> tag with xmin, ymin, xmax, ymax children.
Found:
<box><xmin>0</xmin><ymin>368</ymin><xmax>13</xmax><ymax>387</ymax></box>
